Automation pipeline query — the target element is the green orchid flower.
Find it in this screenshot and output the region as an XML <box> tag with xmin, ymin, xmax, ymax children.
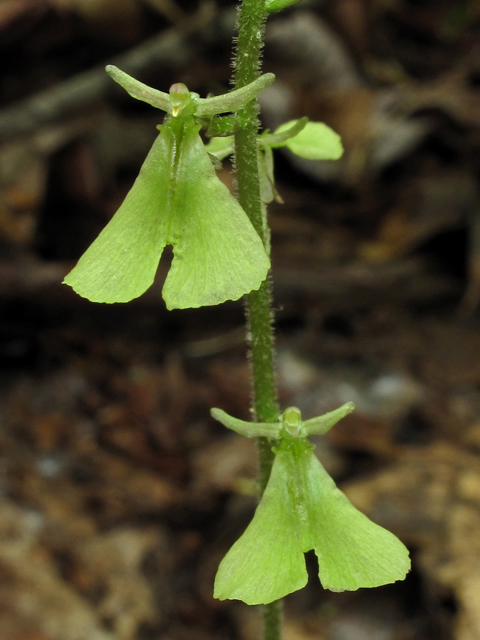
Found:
<box><xmin>211</xmin><ymin>404</ymin><xmax>410</xmax><ymax>605</ymax></box>
<box><xmin>64</xmin><ymin>67</ymin><xmax>274</xmax><ymax>310</ymax></box>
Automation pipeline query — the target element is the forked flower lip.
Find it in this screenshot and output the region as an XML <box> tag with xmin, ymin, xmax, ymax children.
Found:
<box><xmin>63</xmin><ymin>76</ymin><xmax>271</xmax><ymax>309</ymax></box>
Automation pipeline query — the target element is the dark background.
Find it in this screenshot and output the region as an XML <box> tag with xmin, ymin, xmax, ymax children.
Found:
<box><xmin>1</xmin><ymin>0</ymin><xmax>480</xmax><ymax>639</ymax></box>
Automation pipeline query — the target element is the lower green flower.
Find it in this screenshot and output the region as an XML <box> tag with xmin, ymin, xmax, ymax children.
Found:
<box><xmin>214</xmin><ymin>434</ymin><xmax>410</xmax><ymax>605</ymax></box>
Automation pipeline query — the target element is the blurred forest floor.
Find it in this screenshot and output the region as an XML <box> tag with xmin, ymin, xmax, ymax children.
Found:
<box><xmin>1</xmin><ymin>0</ymin><xmax>480</xmax><ymax>639</ymax></box>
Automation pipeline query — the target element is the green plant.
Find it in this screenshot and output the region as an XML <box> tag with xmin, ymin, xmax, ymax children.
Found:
<box><xmin>63</xmin><ymin>1</ymin><xmax>410</xmax><ymax>637</ymax></box>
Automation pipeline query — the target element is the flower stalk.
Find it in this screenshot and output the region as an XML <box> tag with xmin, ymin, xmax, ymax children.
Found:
<box><xmin>232</xmin><ymin>0</ymin><xmax>282</xmax><ymax>637</ymax></box>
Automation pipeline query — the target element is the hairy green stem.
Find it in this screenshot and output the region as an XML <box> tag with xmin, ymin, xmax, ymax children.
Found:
<box><xmin>263</xmin><ymin>599</ymin><xmax>283</xmax><ymax>640</ymax></box>
<box><xmin>233</xmin><ymin>0</ymin><xmax>282</xmax><ymax>638</ymax></box>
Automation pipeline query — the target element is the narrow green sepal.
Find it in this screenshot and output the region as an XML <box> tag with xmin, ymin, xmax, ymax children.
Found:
<box><xmin>106</xmin><ymin>65</ymin><xmax>172</xmax><ymax>112</ymax></box>
<box><xmin>302</xmin><ymin>401</ymin><xmax>355</xmax><ymax>435</ymax></box>
<box><xmin>194</xmin><ymin>73</ymin><xmax>275</xmax><ymax>117</ymax></box>
<box><xmin>214</xmin><ymin>437</ymin><xmax>410</xmax><ymax>605</ymax></box>
<box><xmin>211</xmin><ymin>408</ymin><xmax>281</xmax><ymax>439</ymax></box>
<box><xmin>260</xmin><ymin>117</ymin><xmax>308</xmax><ymax>148</ymax></box>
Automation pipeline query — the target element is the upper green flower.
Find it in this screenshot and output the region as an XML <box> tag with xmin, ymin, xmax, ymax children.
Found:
<box><xmin>63</xmin><ymin>68</ymin><xmax>274</xmax><ymax>310</ymax></box>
